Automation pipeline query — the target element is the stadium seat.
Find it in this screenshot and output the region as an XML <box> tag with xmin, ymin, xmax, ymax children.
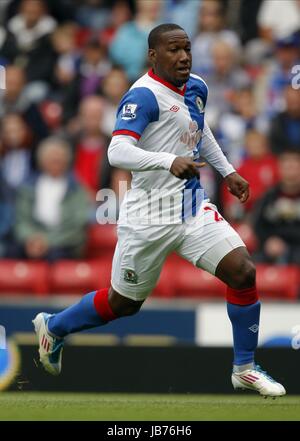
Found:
<box><xmin>232</xmin><ymin>222</ymin><xmax>258</xmax><ymax>254</ymax></box>
<box><xmin>86</xmin><ymin>224</ymin><xmax>117</xmax><ymax>258</ymax></box>
<box><xmin>256</xmin><ymin>265</ymin><xmax>299</xmax><ymax>300</ymax></box>
<box><xmin>173</xmin><ymin>258</ymin><xmax>226</xmax><ymax>298</ymax></box>
<box><xmin>49</xmin><ymin>259</ymin><xmax>112</xmax><ymax>294</ymax></box>
<box><xmin>0</xmin><ymin>260</ymin><xmax>49</xmax><ymax>295</ymax></box>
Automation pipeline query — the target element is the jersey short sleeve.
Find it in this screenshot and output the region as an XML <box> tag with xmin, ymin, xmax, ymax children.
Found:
<box><xmin>112</xmin><ymin>87</ymin><xmax>159</xmax><ymax>140</ymax></box>
<box><xmin>189</xmin><ymin>73</ymin><xmax>209</xmax><ymax>109</ymax></box>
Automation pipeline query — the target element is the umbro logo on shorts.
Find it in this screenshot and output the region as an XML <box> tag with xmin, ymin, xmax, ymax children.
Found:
<box><xmin>170</xmin><ymin>105</ymin><xmax>180</xmax><ymax>112</ymax></box>
<box><xmin>249</xmin><ymin>324</ymin><xmax>259</xmax><ymax>333</ymax></box>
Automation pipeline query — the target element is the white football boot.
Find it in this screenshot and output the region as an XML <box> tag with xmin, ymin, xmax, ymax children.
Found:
<box><xmin>32</xmin><ymin>312</ymin><xmax>64</xmax><ymax>376</ymax></box>
<box><xmin>232</xmin><ymin>365</ymin><xmax>286</xmax><ymax>397</ymax></box>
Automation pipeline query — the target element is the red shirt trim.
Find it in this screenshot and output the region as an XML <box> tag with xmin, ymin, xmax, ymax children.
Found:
<box><xmin>148</xmin><ymin>69</ymin><xmax>186</xmax><ymax>96</ymax></box>
<box><xmin>112</xmin><ymin>129</ymin><xmax>141</xmax><ymax>140</ymax></box>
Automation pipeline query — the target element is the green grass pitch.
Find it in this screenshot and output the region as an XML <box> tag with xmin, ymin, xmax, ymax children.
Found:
<box><xmin>0</xmin><ymin>393</ymin><xmax>300</xmax><ymax>421</ymax></box>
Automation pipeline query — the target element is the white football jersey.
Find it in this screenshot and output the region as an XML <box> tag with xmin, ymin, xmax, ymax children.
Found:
<box><xmin>112</xmin><ymin>69</ymin><xmax>209</xmax><ymax>224</ymax></box>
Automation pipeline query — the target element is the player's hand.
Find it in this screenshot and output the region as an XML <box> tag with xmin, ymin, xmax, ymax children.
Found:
<box><xmin>225</xmin><ymin>172</ymin><xmax>249</xmax><ymax>203</ymax></box>
<box><xmin>170</xmin><ymin>157</ymin><xmax>206</xmax><ymax>180</ymax></box>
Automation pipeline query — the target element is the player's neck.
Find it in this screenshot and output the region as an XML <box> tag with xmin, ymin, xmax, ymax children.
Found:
<box><xmin>152</xmin><ymin>68</ymin><xmax>186</xmax><ymax>87</ymax></box>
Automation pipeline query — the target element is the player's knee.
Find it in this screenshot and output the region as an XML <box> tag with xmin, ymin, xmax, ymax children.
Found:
<box><xmin>230</xmin><ymin>260</ymin><xmax>256</xmax><ymax>289</ymax></box>
<box><xmin>108</xmin><ymin>288</ymin><xmax>143</xmax><ymax>317</ymax></box>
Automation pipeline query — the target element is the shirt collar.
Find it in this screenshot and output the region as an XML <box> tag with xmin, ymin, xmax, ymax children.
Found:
<box><xmin>148</xmin><ymin>69</ymin><xmax>187</xmax><ymax>96</ymax></box>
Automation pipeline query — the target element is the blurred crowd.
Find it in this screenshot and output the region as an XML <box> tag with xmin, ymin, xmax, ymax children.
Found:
<box><xmin>0</xmin><ymin>0</ymin><xmax>299</xmax><ymax>265</ymax></box>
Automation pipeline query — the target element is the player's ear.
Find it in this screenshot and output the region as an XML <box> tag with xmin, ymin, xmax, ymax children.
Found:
<box><xmin>148</xmin><ymin>48</ymin><xmax>156</xmax><ymax>64</ymax></box>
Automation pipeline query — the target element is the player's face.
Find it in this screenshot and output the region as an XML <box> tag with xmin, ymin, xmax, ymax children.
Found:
<box><xmin>149</xmin><ymin>30</ymin><xmax>192</xmax><ymax>87</ymax></box>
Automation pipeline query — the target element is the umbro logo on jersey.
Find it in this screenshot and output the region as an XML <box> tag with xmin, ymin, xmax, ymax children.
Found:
<box><xmin>170</xmin><ymin>105</ymin><xmax>180</xmax><ymax>112</ymax></box>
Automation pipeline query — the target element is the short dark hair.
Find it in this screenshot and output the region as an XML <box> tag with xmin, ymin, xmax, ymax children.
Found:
<box><xmin>148</xmin><ymin>23</ymin><xmax>185</xmax><ymax>49</ymax></box>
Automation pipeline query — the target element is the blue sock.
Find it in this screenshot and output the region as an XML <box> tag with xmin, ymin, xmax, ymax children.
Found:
<box><xmin>48</xmin><ymin>291</ymin><xmax>106</xmax><ymax>338</ymax></box>
<box><xmin>227</xmin><ymin>301</ymin><xmax>261</xmax><ymax>366</ymax></box>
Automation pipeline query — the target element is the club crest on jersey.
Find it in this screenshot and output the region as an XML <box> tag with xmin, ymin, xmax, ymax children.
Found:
<box><xmin>180</xmin><ymin>120</ymin><xmax>202</xmax><ymax>150</ymax></box>
<box><xmin>121</xmin><ymin>103</ymin><xmax>137</xmax><ymax>120</ymax></box>
<box><xmin>196</xmin><ymin>96</ymin><xmax>205</xmax><ymax>113</ymax></box>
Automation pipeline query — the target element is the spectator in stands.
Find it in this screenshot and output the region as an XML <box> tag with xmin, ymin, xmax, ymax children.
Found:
<box><xmin>62</xmin><ymin>38</ymin><xmax>111</xmax><ymax>122</ymax></box>
<box><xmin>204</xmin><ymin>39</ymin><xmax>251</xmax><ymax>130</ymax></box>
<box><xmin>109</xmin><ymin>0</ymin><xmax>162</xmax><ymax>81</ymax></box>
<box><xmin>7</xmin><ymin>0</ymin><xmax>57</xmax><ymax>88</ymax></box>
<box><xmin>15</xmin><ymin>137</ymin><xmax>91</xmax><ymax>261</ymax></box>
<box><xmin>161</xmin><ymin>0</ymin><xmax>201</xmax><ymax>40</ymax></box>
<box><xmin>100</xmin><ymin>66</ymin><xmax>130</xmax><ymax>137</ymax></box>
<box><xmin>75</xmin><ymin>0</ymin><xmax>110</xmax><ymax>31</ymax></box>
<box><xmin>0</xmin><ymin>65</ymin><xmax>49</xmax><ymax>140</ymax></box>
<box><xmin>253</xmin><ymin>149</ymin><xmax>300</xmax><ymax>264</ymax></box>
<box><xmin>4</xmin><ymin>0</ymin><xmax>75</xmax><ymax>24</ymax></box>
<box><xmin>257</xmin><ymin>0</ymin><xmax>300</xmax><ymax>42</ymax></box>
<box><xmin>67</xmin><ymin>92</ymin><xmax>131</xmax><ymax>212</ymax></box>
<box><xmin>192</xmin><ymin>0</ymin><xmax>241</xmax><ymax>76</ymax></box>
<box><xmin>221</xmin><ymin>129</ymin><xmax>279</xmax><ymax>221</ymax></box>
<box><xmin>217</xmin><ymin>86</ymin><xmax>269</xmax><ymax>168</ymax></box>
<box><xmin>0</xmin><ymin>173</ymin><xmax>14</xmax><ymax>258</ymax></box>
<box><xmin>0</xmin><ymin>26</ymin><xmax>18</xmax><ymax>65</ymax></box>
<box><xmin>67</xmin><ymin>95</ymin><xmax>111</xmax><ymax>196</ymax></box>
<box><xmin>254</xmin><ymin>33</ymin><xmax>300</xmax><ymax>116</ymax></box>
<box><xmin>50</xmin><ymin>23</ymin><xmax>81</xmax><ymax>101</ymax></box>
<box><xmin>270</xmin><ymin>85</ymin><xmax>300</xmax><ymax>154</ymax></box>
<box><xmin>99</xmin><ymin>0</ymin><xmax>135</xmax><ymax>49</ymax></box>
<box><xmin>0</xmin><ymin>113</ymin><xmax>35</xmax><ymax>196</ymax></box>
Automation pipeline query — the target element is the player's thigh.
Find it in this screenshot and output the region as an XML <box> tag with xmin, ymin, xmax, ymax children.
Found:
<box><xmin>111</xmin><ymin>224</ymin><xmax>177</xmax><ymax>301</ymax></box>
<box><xmin>176</xmin><ymin>202</ymin><xmax>246</xmax><ymax>275</ymax></box>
